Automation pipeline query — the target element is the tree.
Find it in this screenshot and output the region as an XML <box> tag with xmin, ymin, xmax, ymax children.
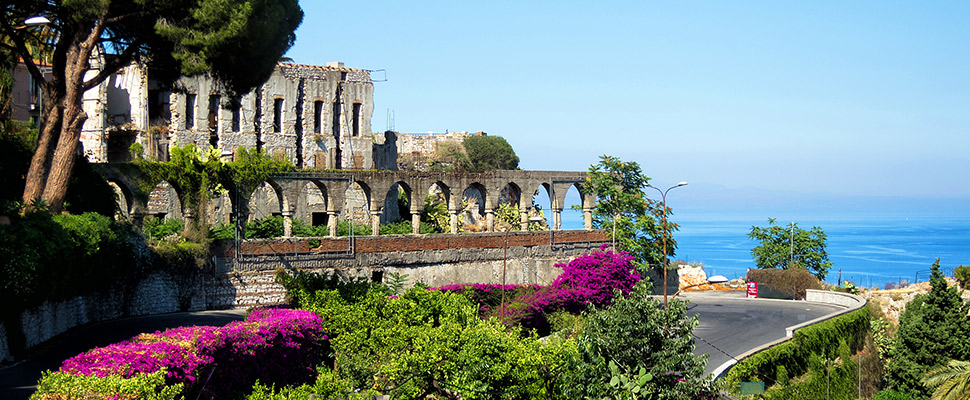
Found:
<box><xmin>458</xmin><ymin>135</ymin><xmax>519</xmax><ymax>172</ymax></box>
<box><xmin>885</xmin><ymin>259</ymin><xmax>970</xmax><ymax>399</ymax></box>
<box><xmin>558</xmin><ymin>282</ymin><xmax>717</xmax><ymax>399</ymax></box>
<box><xmin>922</xmin><ymin>360</ymin><xmax>970</xmax><ymax>400</ymax></box>
<box><xmin>1</xmin><ymin>0</ymin><xmax>303</xmax><ymax>213</ymax></box>
<box><xmin>748</xmin><ymin>218</ymin><xmax>833</xmax><ymax>280</ymax></box>
<box><xmin>581</xmin><ymin>155</ymin><xmax>675</xmax><ymax>272</ymax></box>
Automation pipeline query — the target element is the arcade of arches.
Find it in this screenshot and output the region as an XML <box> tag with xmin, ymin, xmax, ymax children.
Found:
<box><xmin>98</xmin><ymin>168</ymin><xmax>598</xmax><ymax>237</ymax></box>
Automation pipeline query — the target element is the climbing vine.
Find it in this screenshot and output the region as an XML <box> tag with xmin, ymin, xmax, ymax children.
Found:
<box><xmin>134</xmin><ymin>145</ymin><xmax>294</xmax><ymax>239</ymax></box>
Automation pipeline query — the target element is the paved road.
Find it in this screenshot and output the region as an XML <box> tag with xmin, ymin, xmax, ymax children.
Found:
<box><xmin>0</xmin><ymin>309</ymin><xmax>247</xmax><ymax>400</ymax></box>
<box><xmin>682</xmin><ymin>290</ymin><xmax>847</xmax><ymax>378</ymax></box>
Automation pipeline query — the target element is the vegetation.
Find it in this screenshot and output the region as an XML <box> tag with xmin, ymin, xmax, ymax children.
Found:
<box><xmin>954</xmin><ymin>265</ymin><xmax>970</xmax><ymax>290</ymax></box>
<box><xmin>884</xmin><ymin>259</ymin><xmax>970</xmax><ymax>399</ymax></box>
<box><xmin>744</xmin><ymin>267</ymin><xmax>822</xmax><ymax>300</ymax></box>
<box><xmin>4</xmin><ymin>0</ymin><xmax>302</xmax><ymax>213</ymax></box>
<box><xmin>581</xmin><ymin>155</ymin><xmax>675</xmax><ymax>273</ymax></box>
<box><xmin>723</xmin><ymin>306</ymin><xmax>870</xmax><ymax>397</ymax></box>
<box><xmin>921</xmin><ymin>360</ymin><xmax>970</xmax><ymax>400</ymax></box>
<box><xmin>458</xmin><ymin>135</ymin><xmax>519</xmax><ymax>172</ymax></box>
<box><xmin>748</xmin><ymin>218</ymin><xmax>833</xmax><ymax>280</ymax></box>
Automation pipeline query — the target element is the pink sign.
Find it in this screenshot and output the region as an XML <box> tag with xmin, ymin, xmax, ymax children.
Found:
<box><xmin>746</xmin><ymin>282</ymin><xmax>758</xmax><ymax>298</ymax></box>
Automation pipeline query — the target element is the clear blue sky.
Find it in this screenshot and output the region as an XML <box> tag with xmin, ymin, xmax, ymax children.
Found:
<box><xmin>285</xmin><ymin>1</ymin><xmax>970</xmax><ymax>205</ymax></box>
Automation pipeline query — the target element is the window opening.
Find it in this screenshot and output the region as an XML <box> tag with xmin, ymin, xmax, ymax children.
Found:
<box><xmin>273</xmin><ymin>98</ymin><xmax>283</xmax><ymax>133</ymax></box>
<box><xmin>185</xmin><ymin>94</ymin><xmax>196</xmax><ymax>129</ymax></box>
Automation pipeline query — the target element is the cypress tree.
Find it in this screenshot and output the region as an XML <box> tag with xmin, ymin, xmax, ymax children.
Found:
<box><xmin>884</xmin><ymin>259</ymin><xmax>970</xmax><ymax>399</ymax></box>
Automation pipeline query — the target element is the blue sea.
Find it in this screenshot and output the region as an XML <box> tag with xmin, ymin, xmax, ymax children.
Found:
<box><xmin>548</xmin><ymin>209</ymin><xmax>970</xmax><ymax>288</ymax></box>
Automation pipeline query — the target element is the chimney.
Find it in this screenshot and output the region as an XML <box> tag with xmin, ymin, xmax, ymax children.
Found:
<box><xmin>326</xmin><ymin>61</ymin><xmax>345</xmax><ymax>69</ymax></box>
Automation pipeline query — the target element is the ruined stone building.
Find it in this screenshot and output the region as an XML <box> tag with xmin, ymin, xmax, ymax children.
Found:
<box><xmin>78</xmin><ymin>61</ymin><xmax>395</xmax><ymax>170</ymax></box>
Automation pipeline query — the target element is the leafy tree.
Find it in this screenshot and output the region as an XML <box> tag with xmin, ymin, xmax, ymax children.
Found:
<box><xmin>922</xmin><ymin>360</ymin><xmax>970</xmax><ymax>400</ymax></box>
<box><xmin>581</xmin><ymin>155</ymin><xmax>675</xmax><ymax>272</ymax></box>
<box><xmin>457</xmin><ymin>135</ymin><xmax>519</xmax><ymax>172</ymax></box>
<box><xmin>748</xmin><ymin>218</ymin><xmax>833</xmax><ymax>280</ymax></box>
<box><xmin>558</xmin><ymin>282</ymin><xmax>716</xmax><ymax>399</ymax></box>
<box><xmin>1</xmin><ymin>0</ymin><xmax>302</xmax><ymax>213</ymax></box>
<box><xmin>884</xmin><ymin>259</ymin><xmax>970</xmax><ymax>399</ymax></box>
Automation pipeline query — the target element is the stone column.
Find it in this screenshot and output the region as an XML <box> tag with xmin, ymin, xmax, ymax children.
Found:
<box><xmin>519</xmin><ymin>210</ymin><xmax>529</xmax><ymax>231</ymax></box>
<box><xmin>583</xmin><ymin>208</ymin><xmax>593</xmax><ymax>230</ymax></box>
<box><xmin>485</xmin><ymin>209</ymin><xmax>495</xmax><ymax>232</ymax></box>
<box><xmin>282</xmin><ymin>211</ymin><xmax>293</xmax><ymax>237</ymax></box>
<box><xmin>449</xmin><ymin>209</ymin><xmax>458</xmax><ymax>234</ymax></box>
<box><xmin>371</xmin><ymin>211</ymin><xmax>382</xmax><ymax>236</ymax></box>
<box><xmin>327</xmin><ymin>211</ymin><xmax>339</xmax><ymax>237</ymax></box>
<box><xmin>411</xmin><ymin>212</ymin><xmax>421</xmax><ymax>234</ymax></box>
<box><xmin>183</xmin><ymin>209</ymin><xmax>197</xmax><ymax>238</ymax></box>
<box><xmin>552</xmin><ymin>208</ymin><xmax>562</xmax><ymax>230</ymax></box>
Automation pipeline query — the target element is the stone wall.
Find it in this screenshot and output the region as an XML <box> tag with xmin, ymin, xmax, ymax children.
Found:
<box><xmin>395</xmin><ymin>131</ymin><xmax>479</xmax><ymax>171</ymax></box>
<box><xmin>0</xmin><ymin>272</ymin><xmax>207</xmax><ymax>363</ymax></box>
<box><xmin>0</xmin><ymin>230</ymin><xmax>608</xmax><ymax>363</ymax></box>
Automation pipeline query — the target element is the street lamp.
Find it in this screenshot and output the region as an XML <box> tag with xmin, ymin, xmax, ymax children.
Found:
<box><xmin>669</xmin><ymin>275</ymin><xmax>729</xmax><ymax>299</ymax></box>
<box><xmin>645</xmin><ymin>181</ymin><xmax>687</xmax><ymax>307</ymax></box>
<box><xmin>24</xmin><ymin>16</ymin><xmax>51</xmax><ymax>26</ymax></box>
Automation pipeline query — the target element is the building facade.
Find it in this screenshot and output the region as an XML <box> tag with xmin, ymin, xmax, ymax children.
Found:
<box><xmin>78</xmin><ymin>61</ymin><xmax>390</xmax><ymax>170</ymax></box>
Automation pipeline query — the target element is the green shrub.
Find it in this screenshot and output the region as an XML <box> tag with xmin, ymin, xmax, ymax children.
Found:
<box><xmin>379</xmin><ymin>219</ymin><xmax>436</xmax><ymax>235</ymax></box>
<box><xmin>209</xmin><ymin>221</ymin><xmax>236</xmax><ymax>240</ymax></box>
<box><xmin>955</xmin><ymin>265</ymin><xmax>970</xmax><ymax>290</ymax></box>
<box><xmin>142</xmin><ymin>216</ymin><xmax>184</xmax><ymax>240</ymax></box>
<box><xmin>746</xmin><ymin>267</ymin><xmax>822</xmax><ymax>300</ymax></box>
<box><xmin>32</xmin><ymin>370</ymin><xmax>183</xmax><ymax>400</ymax></box>
<box><xmin>296</xmin><ymin>286</ymin><xmax>571</xmax><ymax>399</ymax></box>
<box><xmin>335</xmin><ymin>219</ymin><xmax>370</xmax><ymax>236</ymax></box>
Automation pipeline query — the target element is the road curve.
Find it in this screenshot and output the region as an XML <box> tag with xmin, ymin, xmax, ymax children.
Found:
<box><xmin>682</xmin><ymin>290</ymin><xmax>847</xmax><ymax>378</ymax></box>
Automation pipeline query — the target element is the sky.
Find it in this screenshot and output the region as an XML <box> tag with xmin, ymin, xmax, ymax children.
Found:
<box><xmin>284</xmin><ymin>1</ymin><xmax>970</xmax><ymax>215</ymax></box>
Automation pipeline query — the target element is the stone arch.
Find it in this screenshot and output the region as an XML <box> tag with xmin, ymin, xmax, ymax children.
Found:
<box><xmin>461</xmin><ymin>182</ymin><xmax>487</xmax><ymax>232</ymax></box>
<box><xmin>420</xmin><ymin>181</ymin><xmax>451</xmax><ymax>233</ymax></box>
<box><xmin>106</xmin><ymin>179</ymin><xmax>134</xmax><ymax>220</ymax></box>
<box><xmin>556</xmin><ymin>183</ymin><xmax>586</xmax><ymax>230</ymax></box>
<box><xmin>527</xmin><ymin>182</ymin><xmax>552</xmax><ymax>230</ymax></box>
<box><xmin>247</xmin><ymin>181</ymin><xmax>283</xmax><ymax>221</ymax></box>
<box><xmin>301</xmin><ymin>181</ymin><xmax>329</xmax><ymax>227</ymax></box>
<box><xmin>146</xmin><ymin>180</ymin><xmax>183</xmax><ymax>221</ymax></box>
<box><xmin>380</xmin><ymin>180</ymin><xmax>412</xmax><ymax>225</ymax></box>
<box><xmin>342</xmin><ymin>180</ymin><xmax>372</xmax><ymax>228</ymax></box>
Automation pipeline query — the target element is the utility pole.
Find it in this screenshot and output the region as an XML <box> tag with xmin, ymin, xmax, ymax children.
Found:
<box><xmin>789</xmin><ymin>221</ymin><xmax>795</xmax><ymax>268</ymax></box>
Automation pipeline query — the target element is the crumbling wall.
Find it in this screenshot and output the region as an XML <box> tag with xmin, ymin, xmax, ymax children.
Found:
<box><xmin>396</xmin><ymin>131</ymin><xmax>479</xmax><ymax>171</ymax></box>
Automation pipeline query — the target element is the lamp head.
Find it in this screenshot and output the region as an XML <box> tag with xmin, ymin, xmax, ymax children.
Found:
<box><xmin>676</xmin><ymin>181</ymin><xmax>688</xmax><ymax>187</ymax></box>
<box><xmin>24</xmin><ymin>16</ymin><xmax>51</xmax><ymax>26</ymax></box>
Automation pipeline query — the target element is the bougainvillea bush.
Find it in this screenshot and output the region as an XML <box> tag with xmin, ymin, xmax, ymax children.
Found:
<box><xmin>32</xmin><ymin>308</ymin><xmax>327</xmax><ymax>400</ymax></box>
<box><xmin>432</xmin><ymin>245</ymin><xmax>641</xmax><ymax>331</ymax></box>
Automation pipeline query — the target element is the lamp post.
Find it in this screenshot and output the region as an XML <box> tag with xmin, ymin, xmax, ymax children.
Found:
<box><xmin>646</xmin><ymin>181</ymin><xmax>687</xmax><ymax>307</ymax></box>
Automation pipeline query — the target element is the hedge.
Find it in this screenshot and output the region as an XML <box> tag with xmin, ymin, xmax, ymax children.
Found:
<box><xmin>722</xmin><ymin>304</ymin><xmax>870</xmax><ymax>392</ymax></box>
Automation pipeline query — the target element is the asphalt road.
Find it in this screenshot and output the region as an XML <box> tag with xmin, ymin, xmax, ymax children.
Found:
<box><xmin>683</xmin><ymin>290</ymin><xmax>847</xmax><ymax>378</ymax></box>
<box><xmin>0</xmin><ymin>309</ymin><xmax>247</xmax><ymax>400</ymax></box>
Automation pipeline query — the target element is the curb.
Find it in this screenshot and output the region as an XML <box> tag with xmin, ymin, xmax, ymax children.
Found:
<box><xmin>710</xmin><ymin>290</ymin><xmax>867</xmax><ymax>381</ymax></box>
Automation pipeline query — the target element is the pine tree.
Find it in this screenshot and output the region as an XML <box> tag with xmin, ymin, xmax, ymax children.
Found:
<box><xmin>885</xmin><ymin>259</ymin><xmax>970</xmax><ymax>399</ymax></box>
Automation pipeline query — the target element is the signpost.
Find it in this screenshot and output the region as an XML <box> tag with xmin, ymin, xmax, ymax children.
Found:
<box><xmin>740</xmin><ymin>381</ymin><xmax>765</xmax><ymax>396</ymax></box>
<box><xmin>746</xmin><ymin>281</ymin><xmax>758</xmax><ymax>298</ymax></box>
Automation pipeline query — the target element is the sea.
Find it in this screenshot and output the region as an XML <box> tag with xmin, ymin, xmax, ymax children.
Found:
<box><xmin>549</xmin><ymin>208</ymin><xmax>970</xmax><ymax>289</ymax></box>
